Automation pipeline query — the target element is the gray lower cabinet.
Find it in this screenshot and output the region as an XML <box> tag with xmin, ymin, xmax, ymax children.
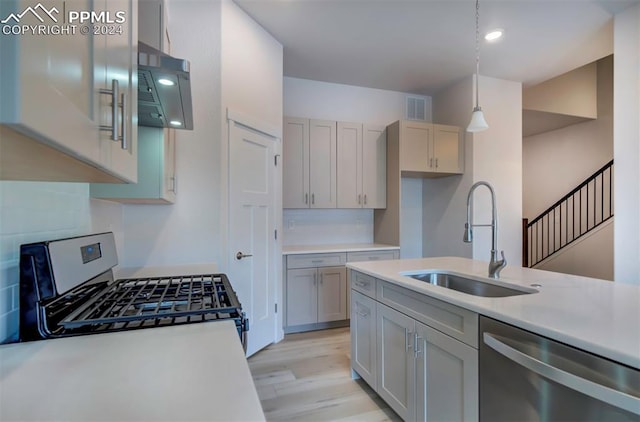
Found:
<box><xmin>377</xmin><ymin>303</ymin><xmax>416</xmax><ymax>420</ymax></box>
<box><xmin>350</xmin><ymin>270</ymin><xmax>479</xmax><ymax>422</ymax></box>
<box><xmin>414</xmin><ymin>320</ymin><xmax>478</xmax><ymax>422</ymax></box>
<box><xmin>285</xmin><ymin>266</ymin><xmax>347</xmax><ymax>328</ymax></box>
<box><xmin>350</xmin><ymin>290</ymin><xmax>378</xmax><ymax>388</ymax></box>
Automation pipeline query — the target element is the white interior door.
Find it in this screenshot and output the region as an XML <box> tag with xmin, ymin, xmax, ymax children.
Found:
<box><xmin>229</xmin><ymin>121</ymin><xmax>278</xmax><ymax>357</ymax></box>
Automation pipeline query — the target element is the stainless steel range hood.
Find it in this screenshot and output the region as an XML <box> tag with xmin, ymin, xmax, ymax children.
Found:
<box><xmin>138</xmin><ymin>42</ymin><xmax>193</xmax><ymax>130</ymax></box>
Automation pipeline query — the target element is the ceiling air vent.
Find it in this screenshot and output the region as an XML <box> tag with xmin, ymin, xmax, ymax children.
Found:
<box><xmin>406</xmin><ymin>96</ymin><xmax>427</xmax><ymax>121</ymax></box>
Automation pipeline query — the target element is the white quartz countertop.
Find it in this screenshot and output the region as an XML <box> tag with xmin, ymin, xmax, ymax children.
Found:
<box><xmin>283</xmin><ymin>243</ymin><xmax>400</xmax><ymax>255</ymax></box>
<box><xmin>0</xmin><ymin>321</ymin><xmax>265</xmax><ymax>421</ymax></box>
<box><xmin>346</xmin><ymin>257</ymin><xmax>640</xmax><ymax>369</ymax></box>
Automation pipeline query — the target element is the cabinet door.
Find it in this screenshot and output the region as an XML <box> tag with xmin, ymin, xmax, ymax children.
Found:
<box><xmin>362</xmin><ymin>125</ymin><xmax>387</xmax><ymax>208</ymax></box>
<box><xmin>283</xmin><ymin>117</ymin><xmax>310</xmax><ymax>208</ymax></box>
<box><xmin>100</xmin><ymin>0</ymin><xmax>137</xmax><ymax>182</ymax></box>
<box><xmin>376</xmin><ymin>303</ymin><xmax>415</xmax><ymax>421</ymax></box>
<box><xmin>336</xmin><ymin>122</ymin><xmax>362</xmax><ymax>208</ymax></box>
<box><xmin>415</xmin><ymin>321</ymin><xmax>478</xmax><ymax>422</ymax></box>
<box><xmin>309</xmin><ymin>119</ymin><xmax>337</xmax><ymax>208</ymax></box>
<box><xmin>163</xmin><ymin>127</ymin><xmax>177</xmax><ymax>203</ymax></box>
<box><xmin>351</xmin><ymin>290</ymin><xmax>377</xmax><ymax>388</ymax></box>
<box><xmin>0</xmin><ymin>0</ymin><xmax>101</xmax><ymax>165</ymax></box>
<box><xmin>317</xmin><ymin>266</ymin><xmax>347</xmax><ymax>322</ymax></box>
<box><xmin>433</xmin><ymin>124</ymin><xmax>462</xmax><ymax>174</ymax></box>
<box><xmin>286</xmin><ymin>268</ymin><xmax>318</xmax><ymax>326</ymax></box>
<box><xmin>400</xmin><ymin>121</ymin><xmax>432</xmax><ymax>172</ymax></box>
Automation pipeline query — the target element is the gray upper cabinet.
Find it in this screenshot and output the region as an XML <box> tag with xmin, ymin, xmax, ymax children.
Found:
<box><xmin>337</xmin><ymin>123</ymin><xmax>386</xmax><ymax>209</ymax></box>
<box><xmin>0</xmin><ymin>0</ymin><xmax>138</xmax><ymax>183</ymax></box>
<box><xmin>392</xmin><ymin>120</ymin><xmax>463</xmax><ymax>177</ymax></box>
<box><xmin>284</xmin><ymin>116</ymin><xmax>386</xmax><ymax>209</ymax></box>
<box><xmin>283</xmin><ymin>117</ymin><xmax>337</xmax><ymax>208</ymax></box>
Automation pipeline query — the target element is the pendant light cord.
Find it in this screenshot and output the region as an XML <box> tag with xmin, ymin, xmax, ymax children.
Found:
<box><xmin>475</xmin><ymin>0</ymin><xmax>480</xmax><ymax>109</ymax></box>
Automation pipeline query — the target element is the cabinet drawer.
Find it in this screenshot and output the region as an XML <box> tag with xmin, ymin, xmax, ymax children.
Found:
<box><xmin>377</xmin><ymin>281</ymin><xmax>478</xmax><ymax>348</ymax></box>
<box><xmin>351</xmin><ymin>271</ymin><xmax>377</xmax><ymax>298</ymax></box>
<box><xmin>287</xmin><ymin>253</ymin><xmax>346</xmax><ymax>269</ymax></box>
<box><xmin>347</xmin><ymin>250</ymin><xmax>399</xmax><ymax>262</ymax></box>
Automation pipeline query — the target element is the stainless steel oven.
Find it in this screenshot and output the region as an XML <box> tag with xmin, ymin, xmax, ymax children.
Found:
<box><xmin>480</xmin><ymin>316</ymin><xmax>640</xmax><ymax>421</ymax></box>
<box><xmin>19</xmin><ymin>232</ymin><xmax>248</xmax><ymax>347</ymax></box>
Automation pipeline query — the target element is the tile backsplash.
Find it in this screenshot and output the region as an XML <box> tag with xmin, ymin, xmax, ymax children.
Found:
<box><xmin>283</xmin><ymin>208</ymin><xmax>374</xmax><ymax>246</ymax></box>
<box><xmin>0</xmin><ymin>182</ymin><xmax>110</xmax><ymax>343</ymax></box>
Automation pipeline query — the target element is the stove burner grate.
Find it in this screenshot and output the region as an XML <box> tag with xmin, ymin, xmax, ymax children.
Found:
<box><xmin>58</xmin><ymin>274</ymin><xmax>242</xmax><ymax>329</ymax></box>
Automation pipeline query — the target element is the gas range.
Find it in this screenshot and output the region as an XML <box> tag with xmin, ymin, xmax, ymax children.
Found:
<box><xmin>19</xmin><ymin>232</ymin><xmax>247</xmax><ymax>346</ymax></box>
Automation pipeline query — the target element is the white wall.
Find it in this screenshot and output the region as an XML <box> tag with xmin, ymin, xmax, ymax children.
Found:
<box><xmin>426</xmin><ymin>76</ymin><xmax>474</xmax><ymax>259</ymax></box>
<box><xmin>535</xmin><ymin>220</ymin><xmax>613</xmax><ymax>280</ymax></box>
<box><xmin>284</xmin><ymin>77</ymin><xmax>432</xmax><ymax>125</ymax></box>
<box><xmin>121</xmin><ymin>0</ymin><xmax>222</xmax><ymax>269</ymax></box>
<box><xmin>122</xmin><ymin>0</ymin><xmax>284</xmax><ymax>272</ymax></box>
<box><xmin>523</xmin><ymin>56</ymin><xmax>613</xmax><ymax>219</ymax></box>
<box><xmin>471</xmin><ymin>75</ymin><xmax>523</xmax><ymax>266</ymax></box>
<box><xmin>613</xmin><ymin>3</ymin><xmax>640</xmax><ymax>284</ymax></box>
<box><xmin>429</xmin><ymin>74</ymin><xmax>522</xmax><ymax>267</ymax></box>
<box><xmin>220</xmin><ymin>0</ymin><xmax>284</xmax><ymax>270</ymax></box>
<box><xmin>283</xmin><ymin>77</ymin><xmax>431</xmax><ymax>250</ymax></box>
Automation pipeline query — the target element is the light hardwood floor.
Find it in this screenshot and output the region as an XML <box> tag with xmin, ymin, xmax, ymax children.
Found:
<box><xmin>247</xmin><ymin>327</ymin><xmax>401</xmax><ymax>422</ymax></box>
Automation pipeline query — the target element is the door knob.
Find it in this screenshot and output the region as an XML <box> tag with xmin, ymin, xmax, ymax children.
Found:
<box><xmin>236</xmin><ymin>251</ymin><xmax>253</xmax><ymax>260</ymax></box>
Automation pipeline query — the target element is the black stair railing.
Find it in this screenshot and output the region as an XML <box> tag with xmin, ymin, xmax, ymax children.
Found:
<box><xmin>523</xmin><ymin>160</ymin><xmax>614</xmax><ymax>268</ymax></box>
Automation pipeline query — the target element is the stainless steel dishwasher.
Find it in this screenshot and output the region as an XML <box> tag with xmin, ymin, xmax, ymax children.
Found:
<box><xmin>479</xmin><ymin>316</ymin><xmax>640</xmax><ymax>421</ymax></box>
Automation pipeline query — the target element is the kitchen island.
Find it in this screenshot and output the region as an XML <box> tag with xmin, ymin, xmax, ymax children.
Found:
<box><xmin>347</xmin><ymin>256</ymin><xmax>640</xmax><ymax>368</ymax></box>
<box><xmin>347</xmin><ymin>257</ymin><xmax>640</xmax><ymax>421</ymax></box>
<box><xmin>0</xmin><ymin>321</ymin><xmax>265</xmax><ymax>421</ymax></box>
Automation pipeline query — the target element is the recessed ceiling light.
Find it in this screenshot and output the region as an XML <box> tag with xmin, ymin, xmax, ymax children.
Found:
<box><xmin>158</xmin><ymin>78</ymin><xmax>175</xmax><ymax>86</ymax></box>
<box><xmin>170</xmin><ymin>120</ymin><xmax>182</xmax><ymax>126</ymax></box>
<box><xmin>485</xmin><ymin>29</ymin><xmax>504</xmax><ymax>42</ymax></box>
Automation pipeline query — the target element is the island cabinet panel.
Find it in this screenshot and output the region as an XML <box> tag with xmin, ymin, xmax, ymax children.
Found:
<box><xmin>377</xmin><ymin>303</ymin><xmax>416</xmax><ymax>421</ymax></box>
<box><xmin>350</xmin><ymin>290</ymin><xmax>377</xmax><ymax>388</ymax></box>
<box><xmin>350</xmin><ymin>270</ymin><xmax>479</xmax><ymax>422</ymax></box>
<box><xmin>415</xmin><ymin>321</ymin><xmax>478</xmax><ymax>422</ymax></box>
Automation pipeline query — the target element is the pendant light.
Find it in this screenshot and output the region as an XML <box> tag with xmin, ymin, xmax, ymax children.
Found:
<box><xmin>467</xmin><ymin>0</ymin><xmax>489</xmax><ymax>133</ymax></box>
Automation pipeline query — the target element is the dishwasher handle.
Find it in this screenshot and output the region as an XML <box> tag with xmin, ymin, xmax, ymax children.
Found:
<box><xmin>483</xmin><ymin>332</ymin><xmax>640</xmax><ymax>416</ymax></box>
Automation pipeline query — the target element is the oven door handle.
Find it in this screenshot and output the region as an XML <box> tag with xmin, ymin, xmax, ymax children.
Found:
<box><xmin>483</xmin><ymin>333</ymin><xmax>640</xmax><ymax>415</ymax></box>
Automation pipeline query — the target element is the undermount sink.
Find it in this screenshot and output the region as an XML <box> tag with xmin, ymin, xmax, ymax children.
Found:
<box><xmin>406</xmin><ymin>272</ymin><xmax>538</xmax><ymax>298</ymax></box>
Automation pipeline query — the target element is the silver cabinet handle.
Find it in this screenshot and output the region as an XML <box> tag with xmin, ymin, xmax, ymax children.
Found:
<box><xmin>435</xmin><ymin>158</ymin><xmax>439</xmax><ymax>168</ymax></box>
<box><xmin>356</xmin><ymin>309</ymin><xmax>369</xmax><ymax>318</ymax></box>
<box><xmin>429</xmin><ymin>157</ymin><xmax>433</xmax><ymax>168</ymax></box>
<box><xmin>483</xmin><ymin>333</ymin><xmax>640</xmax><ymax>416</ymax></box>
<box><xmin>311</xmin><ymin>193</ymin><xmax>315</xmax><ymax>205</ymax></box>
<box><xmin>364</xmin><ymin>194</ymin><xmax>367</xmax><ymax>205</ymax></box>
<box><xmin>99</xmin><ymin>79</ymin><xmax>119</xmax><ymax>141</ymax></box>
<box><xmin>354</xmin><ymin>281</ymin><xmax>369</xmax><ymax>288</ymax></box>
<box><xmin>119</xmin><ymin>92</ymin><xmax>127</xmax><ymax>150</ymax></box>
<box><xmin>358</xmin><ymin>194</ymin><xmax>362</xmax><ymax>204</ymax></box>
<box><xmin>405</xmin><ymin>328</ymin><xmax>413</xmax><ymax>352</ymax></box>
<box><xmin>414</xmin><ymin>332</ymin><xmax>423</xmax><ymax>358</ymax></box>
<box><xmin>305</xmin><ymin>193</ymin><xmax>309</xmax><ymax>204</ymax></box>
<box><xmin>236</xmin><ymin>251</ymin><xmax>253</xmax><ymax>260</ymax></box>
<box><xmin>170</xmin><ymin>176</ymin><xmax>178</xmax><ymax>194</ymax></box>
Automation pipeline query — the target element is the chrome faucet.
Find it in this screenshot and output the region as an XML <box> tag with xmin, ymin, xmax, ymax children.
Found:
<box><xmin>463</xmin><ymin>181</ymin><xmax>507</xmax><ymax>279</ymax></box>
